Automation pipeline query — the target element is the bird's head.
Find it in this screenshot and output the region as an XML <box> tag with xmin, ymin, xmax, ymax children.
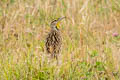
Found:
<box><xmin>50</xmin><ymin>17</ymin><xmax>65</xmax><ymax>30</ymax></box>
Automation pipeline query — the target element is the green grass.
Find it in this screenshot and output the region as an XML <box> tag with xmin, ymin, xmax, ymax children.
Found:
<box><xmin>0</xmin><ymin>0</ymin><xmax>120</xmax><ymax>80</ymax></box>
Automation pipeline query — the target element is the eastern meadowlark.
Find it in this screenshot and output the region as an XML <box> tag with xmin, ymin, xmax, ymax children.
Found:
<box><xmin>45</xmin><ymin>17</ymin><xmax>65</xmax><ymax>59</ymax></box>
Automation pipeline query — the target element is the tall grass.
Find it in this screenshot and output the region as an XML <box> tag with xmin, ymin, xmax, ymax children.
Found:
<box><xmin>0</xmin><ymin>0</ymin><xmax>120</xmax><ymax>79</ymax></box>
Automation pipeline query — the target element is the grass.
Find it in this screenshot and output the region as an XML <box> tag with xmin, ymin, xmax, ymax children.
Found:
<box><xmin>0</xmin><ymin>0</ymin><xmax>120</xmax><ymax>80</ymax></box>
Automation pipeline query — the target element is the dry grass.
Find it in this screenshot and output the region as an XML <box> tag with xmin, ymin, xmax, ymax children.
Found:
<box><xmin>0</xmin><ymin>0</ymin><xmax>120</xmax><ymax>80</ymax></box>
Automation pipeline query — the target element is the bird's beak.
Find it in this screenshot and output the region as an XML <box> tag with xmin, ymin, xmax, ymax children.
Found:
<box><xmin>56</xmin><ymin>17</ymin><xmax>66</xmax><ymax>29</ymax></box>
<box><xmin>57</xmin><ymin>17</ymin><xmax>66</xmax><ymax>22</ymax></box>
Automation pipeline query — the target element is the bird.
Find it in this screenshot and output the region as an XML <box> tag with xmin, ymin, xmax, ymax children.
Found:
<box><xmin>45</xmin><ymin>17</ymin><xmax>65</xmax><ymax>59</ymax></box>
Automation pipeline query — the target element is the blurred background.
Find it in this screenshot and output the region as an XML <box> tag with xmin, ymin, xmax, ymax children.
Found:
<box><xmin>0</xmin><ymin>0</ymin><xmax>120</xmax><ymax>79</ymax></box>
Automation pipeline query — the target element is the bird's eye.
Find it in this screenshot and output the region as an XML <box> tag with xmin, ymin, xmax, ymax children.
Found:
<box><xmin>51</xmin><ymin>20</ymin><xmax>57</xmax><ymax>24</ymax></box>
<box><xmin>53</xmin><ymin>20</ymin><xmax>57</xmax><ymax>22</ymax></box>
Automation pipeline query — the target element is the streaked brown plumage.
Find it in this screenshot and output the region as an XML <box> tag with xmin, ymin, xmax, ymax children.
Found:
<box><xmin>45</xmin><ymin>17</ymin><xmax>65</xmax><ymax>59</ymax></box>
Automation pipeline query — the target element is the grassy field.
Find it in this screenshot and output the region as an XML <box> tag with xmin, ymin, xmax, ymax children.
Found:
<box><xmin>0</xmin><ymin>0</ymin><xmax>120</xmax><ymax>80</ymax></box>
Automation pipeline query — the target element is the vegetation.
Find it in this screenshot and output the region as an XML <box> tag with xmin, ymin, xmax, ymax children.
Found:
<box><xmin>0</xmin><ymin>0</ymin><xmax>120</xmax><ymax>80</ymax></box>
